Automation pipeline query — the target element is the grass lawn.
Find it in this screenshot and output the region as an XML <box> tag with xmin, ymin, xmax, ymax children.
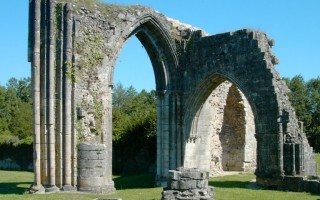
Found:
<box><xmin>0</xmin><ymin>155</ymin><xmax>319</xmax><ymax>200</ymax></box>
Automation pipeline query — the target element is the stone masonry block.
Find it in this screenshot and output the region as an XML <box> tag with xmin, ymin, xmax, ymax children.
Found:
<box><xmin>169</xmin><ymin>170</ymin><xmax>181</xmax><ymax>180</ymax></box>
<box><xmin>78</xmin><ymin>143</ymin><xmax>106</xmax><ymax>151</ymax></box>
<box><xmin>78</xmin><ymin>150</ymin><xmax>100</xmax><ymax>160</ymax></box>
<box><xmin>78</xmin><ymin>176</ymin><xmax>107</xmax><ymax>187</ymax></box>
<box><xmin>196</xmin><ymin>180</ymin><xmax>208</xmax><ymax>188</ymax></box>
<box><xmin>179</xmin><ymin>179</ymin><xmax>197</xmax><ymax>190</ymax></box>
<box><xmin>169</xmin><ymin>180</ymin><xmax>179</xmax><ymax>190</ymax></box>
<box><xmin>78</xmin><ymin>159</ymin><xmax>104</xmax><ymax>169</ymax></box>
<box><xmin>78</xmin><ymin>168</ymin><xmax>105</xmax><ymax>178</ymax></box>
<box><xmin>180</xmin><ymin>171</ymin><xmax>208</xmax><ymax>180</ymax></box>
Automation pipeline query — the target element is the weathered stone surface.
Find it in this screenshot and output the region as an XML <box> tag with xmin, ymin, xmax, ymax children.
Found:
<box><xmin>163</xmin><ymin>168</ymin><xmax>215</xmax><ymax>200</ymax></box>
<box><xmin>77</xmin><ymin>143</ymin><xmax>114</xmax><ymax>193</ymax></box>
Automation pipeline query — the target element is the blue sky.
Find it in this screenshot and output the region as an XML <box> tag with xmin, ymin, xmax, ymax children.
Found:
<box><xmin>1</xmin><ymin>0</ymin><xmax>319</xmax><ymax>91</ymax></box>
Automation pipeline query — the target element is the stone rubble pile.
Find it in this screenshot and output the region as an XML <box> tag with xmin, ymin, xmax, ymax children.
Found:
<box><xmin>162</xmin><ymin>168</ymin><xmax>214</xmax><ymax>200</ymax></box>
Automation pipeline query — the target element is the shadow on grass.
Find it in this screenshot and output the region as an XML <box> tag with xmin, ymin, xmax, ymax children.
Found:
<box><xmin>113</xmin><ymin>173</ymin><xmax>156</xmax><ymax>190</ymax></box>
<box><xmin>209</xmin><ymin>180</ymin><xmax>249</xmax><ymax>189</ymax></box>
<box><xmin>0</xmin><ymin>182</ymin><xmax>32</xmax><ymax>195</ymax></box>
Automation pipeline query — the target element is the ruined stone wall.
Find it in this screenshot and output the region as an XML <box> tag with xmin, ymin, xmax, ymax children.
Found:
<box><xmin>209</xmin><ymin>82</ymin><xmax>231</xmax><ymax>176</ymax></box>
<box><xmin>220</xmin><ymin>84</ymin><xmax>246</xmax><ymax>171</ymax></box>
<box><xmin>242</xmin><ymin>89</ymin><xmax>257</xmax><ymax>172</ymax></box>
<box><xmin>184</xmin><ymin>81</ymin><xmax>256</xmax><ymax>176</ymax></box>
<box><xmin>29</xmin><ymin>0</ymin><xmax>318</xmax><ymax>194</ymax></box>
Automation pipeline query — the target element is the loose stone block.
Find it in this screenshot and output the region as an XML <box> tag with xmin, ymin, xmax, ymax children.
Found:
<box><xmin>162</xmin><ymin>168</ymin><xmax>215</xmax><ymax>200</ymax></box>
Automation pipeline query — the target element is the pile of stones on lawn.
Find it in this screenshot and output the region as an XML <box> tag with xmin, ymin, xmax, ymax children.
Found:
<box><xmin>162</xmin><ymin>167</ymin><xmax>215</xmax><ymax>200</ymax></box>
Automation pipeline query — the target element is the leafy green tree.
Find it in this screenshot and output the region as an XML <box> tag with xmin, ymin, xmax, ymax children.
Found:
<box><xmin>6</xmin><ymin>77</ymin><xmax>32</xmax><ymax>103</ymax></box>
<box><xmin>306</xmin><ymin>77</ymin><xmax>320</xmax><ymax>152</ymax></box>
<box><xmin>286</xmin><ymin>75</ymin><xmax>320</xmax><ymax>152</ymax></box>
<box><xmin>9</xmin><ymin>101</ymin><xmax>33</xmax><ymax>144</ymax></box>
<box><xmin>112</xmin><ymin>83</ymin><xmax>157</xmax><ymax>174</ymax></box>
<box><xmin>287</xmin><ymin>75</ymin><xmax>311</xmax><ymax>125</ymax></box>
<box><xmin>0</xmin><ymin>77</ymin><xmax>33</xmax><ymax>145</ymax></box>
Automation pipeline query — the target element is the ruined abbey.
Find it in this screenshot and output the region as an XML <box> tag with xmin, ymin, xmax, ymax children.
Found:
<box><xmin>28</xmin><ymin>0</ymin><xmax>319</xmax><ymax>194</ymax></box>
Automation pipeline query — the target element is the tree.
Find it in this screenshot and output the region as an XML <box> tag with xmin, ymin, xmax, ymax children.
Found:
<box><xmin>287</xmin><ymin>75</ymin><xmax>311</xmax><ymax>125</ymax></box>
<box><xmin>112</xmin><ymin>83</ymin><xmax>157</xmax><ymax>174</ymax></box>
<box><xmin>0</xmin><ymin>77</ymin><xmax>33</xmax><ymax>145</ymax></box>
<box><xmin>286</xmin><ymin>75</ymin><xmax>320</xmax><ymax>152</ymax></box>
<box><xmin>306</xmin><ymin>77</ymin><xmax>320</xmax><ymax>152</ymax></box>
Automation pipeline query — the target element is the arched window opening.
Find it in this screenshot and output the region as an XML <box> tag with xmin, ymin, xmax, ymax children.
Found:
<box><xmin>112</xmin><ymin>36</ymin><xmax>157</xmax><ymax>176</ymax></box>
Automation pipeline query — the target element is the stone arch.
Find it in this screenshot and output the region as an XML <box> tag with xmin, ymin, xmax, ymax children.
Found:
<box><xmin>183</xmin><ymin>74</ymin><xmax>257</xmax><ymax>175</ymax></box>
<box><xmin>111</xmin><ymin>14</ymin><xmax>179</xmax><ymax>91</ymax></box>
<box><xmin>109</xmin><ymin>14</ymin><xmax>179</xmax><ymax>177</ymax></box>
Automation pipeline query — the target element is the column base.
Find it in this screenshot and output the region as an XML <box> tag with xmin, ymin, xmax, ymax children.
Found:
<box><xmin>45</xmin><ymin>185</ymin><xmax>59</xmax><ymax>193</ymax></box>
<box><xmin>29</xmin><ymin>184</ymin><xmax>45</xmax><ymax>194</ymax></box>
<box><xmin>61</xmin><ymin>184</ymin><xmax>76</xmax><ymax>191</ymax></box>
<box><xmin>78</xmin><ymin>182</ymin><xmax>116</xmax><ymax>194</ymax></box>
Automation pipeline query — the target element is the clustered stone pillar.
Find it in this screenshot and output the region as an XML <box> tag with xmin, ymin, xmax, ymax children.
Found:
<box><xmin>156</xmin><ymin>91</ymin><xmax>183</xmax><ymax>186</ymax></box>
<box><xmin>29</xmin><ymin>0</ymin><xmax>76</xmax><ymax>193</ymax></box>
<box><xmin>162</xmin><ymin>168</ymin><xmax>215</xmax><ymax>200</ymax></box>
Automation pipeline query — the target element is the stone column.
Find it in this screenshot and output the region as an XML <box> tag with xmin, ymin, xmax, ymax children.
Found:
<box><xmin>156</xmin><ymin>90</ymin><xmax>170</xmax><ymax>186</ymax></box>
<box><xmin>40</xmin><ymin>0</ymin><xmax>48</xmax><ymax>186</ymax></box>
<box><xmin>156</xmin><ymin>91</ymin><xmax>164</xmax><ymax>183</ymax></box>
<box><xmin>277</xmin><ymin>114</ymin><xmax>284</xmax><ymax>176</ymax></box>
<box><xmin>30</xmin><ymin>0</ymin><xmax>44</xmax><ymax>193</ymax></box>
<box><xmin>62</xmin><ymin>3</ymin><xmax>74</xmax><ymax>191</ymax></box>
<box><xmin>55</xmin><ymin>2</ymin><xmax>64</xmax><ymax>188</ymax></box>
<box><xmin>169</xmin><ymin>92</ymin><xmax>177</xmax><ymax>170</ymax></box>
<box><xmin>47</xmin><ymin>0</ymin><xmax>58</xmax><ymax>191</ymax></box>
<box><xmin>175</xmin><ymin>92</ymin><xmax>182</xmax><ymax>168</ymax></box>
<box><xmin>78</xmin><ymin>144</ymin><xmax>113</xmax><ymax>193</ymax></box>
<box><xmin>99</xmin><ymin>84</ymin><xmax>115</xmax><ymax>192</ymax></box>
<box><xmin>292</xmin><ymin>144</ymin><xmax>296</xmax><ymax>176</ymax></box>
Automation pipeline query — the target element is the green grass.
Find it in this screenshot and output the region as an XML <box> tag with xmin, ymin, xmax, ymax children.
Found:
<box><xmin>1</xmin><ymin>156</ymin><xmax>320</xmax><ymax>200</ymax></box>
<box><xmin>0</xmin><ymin>171</ymin><xmax>162</xmax><ymax>200</ymax></box>
<box><xmin>210</xmin><ymin>173</ymin><xmax>319</xmax><ymax>200</ymax></box>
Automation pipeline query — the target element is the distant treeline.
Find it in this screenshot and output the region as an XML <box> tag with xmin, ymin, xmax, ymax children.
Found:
<box><xmin>0</xmin><ymin>75</ymin><xmax>319</xmax><ymax>172</ymax></box>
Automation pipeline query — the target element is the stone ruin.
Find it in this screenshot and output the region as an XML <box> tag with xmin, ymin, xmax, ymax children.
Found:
<box><xmin>28</xmin><ymin>0</ymin><xmax>319</xmax><ymax>194</ymax></box>
<box><xmin>162</xmin><ymin>168</ymin><xmax>214</xmax><ymax>200</ymax></box>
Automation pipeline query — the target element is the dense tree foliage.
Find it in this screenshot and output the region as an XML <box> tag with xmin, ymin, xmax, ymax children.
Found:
<box><xmin>0</xmin><ymin>77</ymin><xmax>32</xmax><ymax>146</ymax></box>
<box><xmin>286</xmin><ymin>75</ymin><xmax>320</xmax><ymax>152</ymax></box>
<box><xmin>112</xmin><ymin>83</ymin><xmax>157</xmax><ymax>174</ymax></box>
